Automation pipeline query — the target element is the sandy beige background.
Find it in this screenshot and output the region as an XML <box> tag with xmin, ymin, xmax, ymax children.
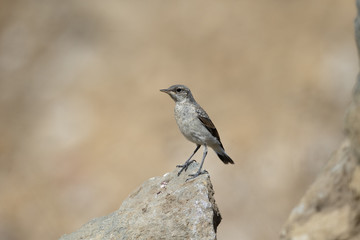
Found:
<box><xmin>0</xmin><ymin>1</ymin><xmax>357</xmax><ymax>239</ymax></box>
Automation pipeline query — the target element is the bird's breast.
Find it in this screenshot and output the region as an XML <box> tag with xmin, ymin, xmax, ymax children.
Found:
<box><xmin>174</xmin><ymin>103</ymin><xmax>207</xmax><ymax>144</ymax></box>
<box><xmin>174</xmin><ymin>103</ymin><xmax>196</xmax><ymax>127</ymax></box>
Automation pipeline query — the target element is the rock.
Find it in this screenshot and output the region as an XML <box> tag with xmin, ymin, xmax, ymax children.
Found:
<box><xmin>280</xmin><ymin>1</ymin><xmax>360</xmax><ymax>239</ymax></box>
<box><xmin>59</xmin><ymin>162</ymin><xmax>221</xmax><ymax>240</ymax></box>
<box><xmin>346</xmin><ymin>0</ymin><xmax>360</xmax><ymax>158</ymax></box>
<box><xmin>279</xmin><ymin>140</ymin><xmax>360</xmax><ymax>240</ymax></box>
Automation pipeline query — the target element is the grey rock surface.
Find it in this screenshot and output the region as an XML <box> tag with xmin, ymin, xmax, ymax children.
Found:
<box><xmin>60</xmin><ymin>162</ymin><xmax>221</xmax><ymax>240</ymax></box>
<box><xmin>280</xmin><ymin>2</ymin><xmax>360</xmax><ymax>239</ymax></box>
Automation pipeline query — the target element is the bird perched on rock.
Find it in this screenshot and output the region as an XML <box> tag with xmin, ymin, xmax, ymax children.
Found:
<box><xmin>160</xmin><ymin>84</ymin><xmax>234</xmax><ymax>181</ymax></box>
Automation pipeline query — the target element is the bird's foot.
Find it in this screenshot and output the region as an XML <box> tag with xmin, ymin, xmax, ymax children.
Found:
<box><xmin>176</xmin><ymin>160</ymin><xmax>196</xmax><ymax>176</ymax></box>
<box><xmin>186</xmin><ymin>170</ymin><xmax>208</xmax><ymax>182</ymax></box>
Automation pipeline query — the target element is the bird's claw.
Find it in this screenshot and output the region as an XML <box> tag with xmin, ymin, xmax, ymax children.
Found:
<box><xmin>176</xmin><ymin>160</ymin><xmax>196</xmax><ymax>176</ymax></box>
<box><xmin>185</xmin><ymin>170</ymin><xmax>208</xmax><ymax>182</ymax></box>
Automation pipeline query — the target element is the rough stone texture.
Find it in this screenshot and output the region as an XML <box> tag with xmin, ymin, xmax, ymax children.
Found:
<box><xmin>279</xmin><ymin>2</ymin><xmax>360</xmax><ymax>240</ymax></box>
<box><xmin>60</xmin><ymin>162</ymin><xmax>221</xmax><ymax>240</ymax></box>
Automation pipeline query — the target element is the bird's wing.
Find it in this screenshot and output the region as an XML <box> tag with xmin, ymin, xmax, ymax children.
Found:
<box><xmin>196</xmin><ymin>108</ymin><xmax>222</xmax><ymax>145</ymax></box>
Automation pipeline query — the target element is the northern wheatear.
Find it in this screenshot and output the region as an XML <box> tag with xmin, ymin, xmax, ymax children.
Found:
<box><xmin>160</xmin><ymin>84</ymin><xmax>234</xmax><ymax>181</ymax></box>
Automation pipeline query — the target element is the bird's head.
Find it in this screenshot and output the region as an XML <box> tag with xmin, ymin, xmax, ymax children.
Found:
<box><xmin>160</xmin><ymin>85</ymin><xmax>193</xmax><ymax>103</ymax></box>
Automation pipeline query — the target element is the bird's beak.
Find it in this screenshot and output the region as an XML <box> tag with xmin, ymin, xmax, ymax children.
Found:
<box><xmin>160</xmin><ymin>88</ymin><xmax>171</xmax><ymax>93</ymax></box>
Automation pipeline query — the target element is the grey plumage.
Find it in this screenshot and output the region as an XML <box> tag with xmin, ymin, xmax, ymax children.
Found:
<box><xmin>160</xmin><ymin>84</ymin><xmax>234</xmax><ymax>180</ymax></box>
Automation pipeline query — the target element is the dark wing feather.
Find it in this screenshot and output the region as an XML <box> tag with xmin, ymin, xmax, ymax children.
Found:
<box><xmin>196</xmin><ymin>108</ymin><xmax>223</xmax><ymax>148</ymax></box>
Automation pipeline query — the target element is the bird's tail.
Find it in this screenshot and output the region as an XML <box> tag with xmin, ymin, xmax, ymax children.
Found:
<box><xmin>213</xmin><ymin>145</ymin><xmax>234</xmax><ymax>164</ymax></box>
<box><xmin>217</xmin><ymin>152</ymin><xmax>234</xmax><ymax>164</ymax></box>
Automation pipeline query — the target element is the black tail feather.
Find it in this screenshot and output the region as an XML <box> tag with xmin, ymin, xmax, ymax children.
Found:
<box><xmin>217</xmin><ymin>152</ymin><xmax>234</xmax><ymax>164</ymax></box>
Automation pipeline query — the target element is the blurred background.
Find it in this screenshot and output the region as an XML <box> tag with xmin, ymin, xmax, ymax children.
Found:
<box><xmin>0</xmin><ymin>1</ymin><xmax>357</xmax><ymax>239</ymax></box>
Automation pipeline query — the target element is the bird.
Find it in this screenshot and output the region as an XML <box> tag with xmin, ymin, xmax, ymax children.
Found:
<box><xmin>160</xmin><ymin>84</ymin><xmax>234</xmax><ymax>181</ymax></box>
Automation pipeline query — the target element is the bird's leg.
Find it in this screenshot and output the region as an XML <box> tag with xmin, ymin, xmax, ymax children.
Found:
<box><xmin>186</xmin><ymin>145</ymin><xmax>208</xmax><ymax>181</ymax></box>
<box><xmin>177</xmin><ymin>145</ymin><xmax>200</xmax><ymax>176</ymax></box>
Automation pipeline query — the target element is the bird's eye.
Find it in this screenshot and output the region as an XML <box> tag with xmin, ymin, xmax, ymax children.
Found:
<box><xmin>176</xmin><ymin>88</ymin><xmax>182</xmax><ymax>92</ymax></box>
